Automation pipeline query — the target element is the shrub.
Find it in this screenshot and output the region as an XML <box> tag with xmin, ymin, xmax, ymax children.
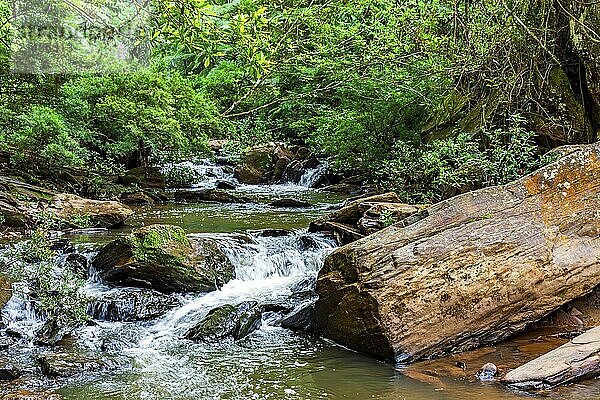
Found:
<box><xmin>380</xmin><ymin>117</ymin><xmax>543</xmax><ymax>203</ymax></box>
<box><xmin>5</xmin><ymin>105</ymin><xmax>88</xmax><ymax>173</ymax></box>
<box><xmin>60</xmin><ymin>72</ymin><xmax>221</xmax><ymax>166</ymax></box>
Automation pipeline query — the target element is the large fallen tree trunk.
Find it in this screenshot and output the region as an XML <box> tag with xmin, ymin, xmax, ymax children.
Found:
<box><xmin>314</xmin><ymin>143</ymin><xmax>600</xmax><ymax>363</ymax></box>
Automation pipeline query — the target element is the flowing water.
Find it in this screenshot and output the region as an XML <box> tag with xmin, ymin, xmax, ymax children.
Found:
<box><xmin>2</xmin><ymin>161</ymin><xmax>600</xmax><ymax>399</ymax></box>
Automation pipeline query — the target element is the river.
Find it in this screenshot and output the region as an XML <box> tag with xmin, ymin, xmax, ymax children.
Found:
<box><xmin>1</xmin><ymin>162</ymin><xmax>600</xmax><ymax>399</ymax></box>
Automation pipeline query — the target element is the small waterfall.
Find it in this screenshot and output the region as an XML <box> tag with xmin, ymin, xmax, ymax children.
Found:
<box><xmin>161</xmin><ymin>160</ymin><xmax>234</xmax><ymax>188</ymax></box>
<box><xmin>299</xmin><ymin>161</ymin><xmax>328</xmax><ymax>188</ymax></box>
<box><xmin>148</xmin><ymin>230</ymin><xmax>335</xmax><ymax>337</ymax></box>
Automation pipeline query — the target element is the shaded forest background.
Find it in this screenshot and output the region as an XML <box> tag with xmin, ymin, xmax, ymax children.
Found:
<box><xmin>0</xmin><ymin>0</ymin><xmax>599</xmax><ymax>203</ymax></box>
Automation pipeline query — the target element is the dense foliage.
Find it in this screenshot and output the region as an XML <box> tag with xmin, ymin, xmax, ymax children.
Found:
<box><xmin>0</xmin><ymin>0</ymin><xmax>598</xmax><ymax>201</ymax></box>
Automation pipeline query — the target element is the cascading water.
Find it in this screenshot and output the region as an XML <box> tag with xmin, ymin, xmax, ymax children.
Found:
<box><xmin>299</xmin><ymin>161</ymin><xmax>329</xmax><ymax>188</ymax></box>
<box><xmin>161</xmin><ymin>159</ymin><xmax>234</xmax><ymax>189</ymax></box>
<box><xmin>147</xmin><ymin>231</ymin><xmax>334</xmax><ymax>338</ymax></box>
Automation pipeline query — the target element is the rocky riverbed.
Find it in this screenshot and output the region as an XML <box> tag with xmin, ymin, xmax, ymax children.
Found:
<box><xmin>1</xmin><ymin>145</ymin><xmax>600</xmax><ymax>399</ymax></box>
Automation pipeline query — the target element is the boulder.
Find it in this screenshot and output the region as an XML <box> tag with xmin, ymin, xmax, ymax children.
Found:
<box><xmin>0</xmin><ymin>368</ymin><xmax>19</xmax><ymax>382</ymax></box>
<box><xmin>209</xmin><ymin>139</ymin><xmax>229</xmax><ymax>153</ymax></box>
<box><xmin>0</xmin><ymin>195</ymin><xmax>28</xmax><ymax>227</ymax></box>
<box><xmin>120</xmin><ymin>167</ymin><xmax>165</xmax><ymax>189</ymax></box>
<box><xmin>314</xmin><ymin>143</ymin><xmax>600</xmax><ymax>363</ymax></box>
<box><xmin>309</xmin><ymin>193</ymin><xmax>422</xmax><ymax>244</ymax></box>
<box><xmin>503</xmin><ymin>326</ymin><xmax>600</xmax><ymax>390</ymax></box>
<box><xmin>185</xmin><ymin>301</ymin><xmax>262</xmax><ymax>342</ymax></box>
<box><xmin>48</xmin><ymin>194</ymin><xmax>133</xmax><ymax>228</ymax></box>
<box><xmin>270</xmin><ymin>198</ymin><xmax>312</xmax><ymax>208</ymax></box>
<box><xmin>92</xmin><ymin>225</ymin><xmax>234</xmax><ymax>293</ymax></box>
<box><xmin>234</xmin><ymin>143</ymin><xmax>296</xmax><ymax>184</ymax></box>
<box><xmin>234</xmin><ymin>146</ymin><xmax>276</xmax><ymax>184</ymax></box>
<box><xmin>120</xmin><ymin>191</ymin><xmax>155</xmax><ymax>206</ymax></box>
<box><xmin>87</xmin><ymin>288</ymin><xmax>181</xmax><ymax>321</ymax></box>
<box><xmin>173</xmin><ymin>189</ymin><xmax>251</xmax><ymax>204</ymax></box>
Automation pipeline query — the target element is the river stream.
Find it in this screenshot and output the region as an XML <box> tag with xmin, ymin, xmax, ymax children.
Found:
<box><xmin>1</xmin><ymin>162</ymin><xmax>600</xmax><ymax>399</ymax></box>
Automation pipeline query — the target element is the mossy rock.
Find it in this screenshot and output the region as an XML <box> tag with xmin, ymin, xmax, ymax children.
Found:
<box><xmin>185</xmin><ymin>301</ymin><xmax>262</xmax><ymax>342</ymax></box>
<box><xmin>92</xmin><ymin>225</ymin><xmax>234</xmax><ymax>293</ymax></box>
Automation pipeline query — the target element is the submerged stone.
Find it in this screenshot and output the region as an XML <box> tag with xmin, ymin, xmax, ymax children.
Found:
<box><xmin>476</xmin><ymin>363</ymin><xmax>498</xmax><ymax>381</ymax></box>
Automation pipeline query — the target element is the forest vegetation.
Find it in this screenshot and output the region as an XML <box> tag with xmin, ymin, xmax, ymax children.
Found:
<box><xmin>0</xmin><ymin>0</ymin><xmax>598</xmax><ymax>203</ymax></box>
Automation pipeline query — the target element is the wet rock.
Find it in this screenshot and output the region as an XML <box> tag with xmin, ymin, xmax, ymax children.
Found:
<box><xmin>273</xmin><ymin>157</ymin><xmax>292</xmax><ymax>182</ymax></box>
<box><xmin>49</xmin><ymin>239</ymin><xmax>75</xmax><ymax>254</ymax></box>
<box><xmin>2</xmin><ymin>391</ymin><xmax>62</xmax><ymax>400</ymax></box>
<box><xmin>92</xmin><ymin>225</ymin><xmax>234</xmax><ymax>293</ymax></box>
<box><xmin>476</xmin><ymin>363</ymin><xmax>498</xmax><ymax>381</ymax></box>
<box><xmin>185</xmin><ymin>301</ymin><xmax>262</xmax><ymax>342</ymax></box>
<box><xmin>35</xmin><ymin>353</ymin><xmax>110</xmax><ymax>378</ymax></box>
<box><xmin>280</xmin><ymin>305</ymin><xmax>316</xmax><ymax>331</ymax></box>
<box><xmin>289</xmin><ymin>275</ymin><xmax>316</xmax><ymax>294</ymax></box>
<box><xmin>173</xmin><ymin>189</ymin><xmax>251</xmax><ymax>204</ymax></box>
<box><xmin>48</xmin><ymin>194</ymin><xmax>133</xmax><ymax>228</ymax></box>
<box><xmin>120</xmin><ymin>191</ymin><xmax>155</xmax><ymax>206</ymax></box>
<box><xmin>280</xmin><ymin>160</ymin><xmax>305</xmax><ymax>183</ymax></box>
<box><xmin>64</xmin><ymin>253</ymin><xmax>88</xmax><ymax>278</ymax></box>
<box><xmin>297</xmin><ymin>235</ymin><xmax>319</xmax><ymax>250</ymax></box>
<box><xmin>270</xmin><ymin>198</ymin><xmax>312</xmax><ymax>208</ymax></box>
<box><xmin>256</xmin><ymin>229</ymin><xmax>291</xmax><ymax>238</ymax></box>
<box><xmin>314</xmin><ymin>143</ymin><xmax>600</xmax><ymax>362</ymax></box>
<box><xmin>87</xmin><ymin>288</ymin><xmax>181</xmax><ymax>322</ymax></box>
<box><xmin>0</xmin><ymin>367</ymin><xmax>20</xmax><ymax>382</ymax></box>
<box><xmin>215</xmin><ymin>156</ymin><xmax>235</xmax><ymax>166</ymax></box>
<box><xmin>215</xmin><ymin>180</ymin><xmax>237</xmax><ymax>190</ymax></box>
<box><xmin>120</xmin><ymin>167</ymin><xmax>165</xmax><ymax>189</ymax></box>
<box><xmin>503</xmin><ymin>326</ymin><xmax>600</xmax><ymax>390</ymax></box>
<box><xmin>34</xmin><ymin>319</ymin><xmax>69</xmax><ymax>346</ymax></box>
